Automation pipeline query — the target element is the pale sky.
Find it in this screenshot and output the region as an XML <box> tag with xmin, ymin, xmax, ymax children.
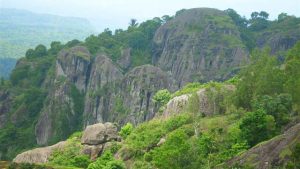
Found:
<box><xmin>1</xmin><ymin>0</ymin><xmax>300</xmax><ymax>31</ymax></box>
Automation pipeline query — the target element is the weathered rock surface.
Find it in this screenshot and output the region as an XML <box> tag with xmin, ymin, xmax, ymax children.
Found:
<box><xmin>13</xmin><ymin>141</ymin><xmax>66</xmax><ymax>164</ymax></box>
<box><xmin>81</xmin><ymin>122</ymin><xmax>119</xmax><ymax>145</ymax></box>
<box><xmin>56</xmin><ymin>46</ymin><xmax>91</xmax><ymax>92</ymax></box>
<box><xmin>83</xmin><ymin>55</ymin><xmax>123</xmax><ymax>126</ymax></box>
<box><xmin>120</xmin><ymin>65</ymin><xmax>177</xmax><ymax>125</ymax></box>
<box><xmin>227</xmin><ymin>122</ymin><xmax>300</xmax><ymax>169</ymax></box>
<box><xmin>153</xmin><ymin>8</ymin><xmax>249</xmax><ymax>87</ymax></box>
<box><xmin>82</xmin><ymin>144</ymin><xmax>104</xmax><ymax>161</ymax></box>
<box><xmin>161</xmin><ymin>85</ymin><xmax>235</xmax><ymax>118</ymax></box>
<box><xmin>15</xmin><ymin>122</ymin><xmax>121</xmax><ymax>163</ymax></box>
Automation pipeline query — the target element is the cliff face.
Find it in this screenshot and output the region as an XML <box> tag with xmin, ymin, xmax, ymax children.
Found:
<box><xmin>34</xmin><ymin>46</ymin><xmax>176</xmax><ymax>145</ymax></box>
<box><xmin>153</xmin><ymin>8</ymin><xmax>248</xmax><ymax>87</ymax></box>
<box><xmin>1</xmin><ymin>8</ymin><xmax>300</xmax><ymax>159</ymax></box>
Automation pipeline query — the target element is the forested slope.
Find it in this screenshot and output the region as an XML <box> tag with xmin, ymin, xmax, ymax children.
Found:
<box><xmin>0</xmin><ymin>8</ymin><xmax>300</xmax><ymax>168</ymax></box>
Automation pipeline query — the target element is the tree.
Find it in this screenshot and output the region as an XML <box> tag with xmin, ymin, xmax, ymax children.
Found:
<box><xmin>239</xmin><ymin>109</ymin><xmax>275</xmax><ymax>147</ymax></box>
<box><xmin>249</xmin><ymin>11</ymin><xmax>270</xmax><ymax>31</ymax></box>
<box><xmin>252</xmin><ymin>94</ymin><xmax>292</xmax><ymax>129</ymax></box>
<box><xmin>225</xmin><ymin>9</ymin><xmax>248</xmax><ymax>28</ymax></box>
<box><xmin>49</xmin><ymin>41</ymin><xmax>63</xmax><ymax>55</ymax></box>
<box><xmin>25</xmin><ymin>49</ymin><xmax>35</xmax><ymax>59</ymax></box>
<box><xmin>278</xmin><ymin>13</ymin><xmax>288</xmax><ymax>21</ymax></box>
<box><xmin>251</xmin><ymin>12</ymin><xmax>259</xmax><ymax>19</ymax></box>
<box><xmin>153</xmin><ymin>89</ymin><xmax>171</xmax><ymax>106</ymax></box>
<box><xmin>235</xmin><ymin>48</ymin><xmax>284</xmax><ymax>109</ymax></box>
<box><xmin>259</xmin><ymin>11</ymin><xmax>269</xmax><ymax>20</ymax></box>
<box><xmin>103</xmin><ymin>28</ymin><xmax>113</xmax><ymax>36</ymax></box>
<box><xmin>284</xmin><ymin>42</ymin><xmax>300</xmax><ymax>110</ymax></box>
<box><xmin>34</xmin><ymin>44</ymin><xmax>47</xmax><ymax>57</ymax></box>
<box><xmin>129</xmin><ymin>19</ymin><xmax>138</xmax><ymax>27</ymax></box>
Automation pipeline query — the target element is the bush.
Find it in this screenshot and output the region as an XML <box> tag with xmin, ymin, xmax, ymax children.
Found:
<box><xmin>87</xmin><ymin>151</ymin><xmax>125</xmax><ymax>169</ymax></box>
<box><xmin>119</xmin><ymin>123</ymin><xmax>134</xmax><ymax>139</ymax></box>
<box><xmin>153</xmin><ymin>89</ymin><xmax>171</xmax><ymax>105</ymax></box>
<box><xmin>239</xmin><ymin>109</ymin><xmax>275</xmax><ymax>147</ymax></box>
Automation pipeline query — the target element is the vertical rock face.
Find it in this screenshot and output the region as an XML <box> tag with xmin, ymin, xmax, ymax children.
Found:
<box><xmin>56</xmin><ymin>46</ymin><xmax>91</xmax><ymax>92</ymax></box>
<box><xmin>120</xmin><ymin>65</ymin><xmax>177</xmax><ymax>125</ymax></box>
<box><xmin>153</xmin><ymin>8</ymin><xmax>248</xmax><ymax>87</ymax></box>
<box><xmin>84</xmin><ymin>55</ymin><xmax>123</xmax><ymax>126</ymax></box>
<box><xmin>36</xmin><ymin>46</ymin><xmax>91</xmax><ymax>145</ymax></box>
<box><xmin>35</xmin><ymin>46</ymin><xmax>177</xmax><ymax>145</ymax></box>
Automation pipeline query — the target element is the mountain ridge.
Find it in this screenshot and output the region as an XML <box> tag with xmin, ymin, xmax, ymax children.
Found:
<box><xmin>1</xmin><ymin>8</ymin><xmax>300</xmax><ymax>165</ymax></box>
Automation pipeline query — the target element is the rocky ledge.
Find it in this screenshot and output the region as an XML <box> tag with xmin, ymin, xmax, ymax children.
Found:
<box><xmin>13</xmin><ymin>122</ymin><xmax>120</xmax><ymax>163</ymax></box>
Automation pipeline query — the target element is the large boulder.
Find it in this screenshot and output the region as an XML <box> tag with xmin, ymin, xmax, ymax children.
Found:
<box><xmin>161</xmin><ymin>85</ymin><xmax>235</xmax><ymax>118</ymax></box>
<box><xmin>13</xmin><ymin>141</ymin><xmax>66</xmax><ymax>164</ymax></box>
<box><xmin>81</xmin><ymin>122</ymin><xmax>120</xmax><ymax>145</ymax></box>
<box><xmin>227</xmin><ymin>122</ymin><xmax>300</xmax><ymax>169</ymax></box>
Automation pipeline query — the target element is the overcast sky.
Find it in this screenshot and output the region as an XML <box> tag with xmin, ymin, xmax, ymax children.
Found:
<box><xmin>1</xmin><ymin>0</ymin><xmax>300</xmax><ymax>31</ymax></box>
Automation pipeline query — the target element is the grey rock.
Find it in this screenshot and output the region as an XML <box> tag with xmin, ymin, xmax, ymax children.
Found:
<box><xmin>81</xmin><ymin>122</ymin><xmax>119</xmax><ymax>145</ymax></box>
<box><xmin>227</xmin><ymin>122</ymin><xmax>300</xmax><ymax>169</ymax></box>
<box><xmin>13</xmin><ymin>141</ymin><xmax>66</xmax><ymax>164</ymax></box>
<box><xmin>82</xmin><ymin>144</ymin><xmax>103</xmax><ymax>161</ymax></box>
<box><xmin>161</xmin><ymin>85</ymin><xmax>235</xmax><ymax>118</ymax></box>
<box><xmin>153</xmin><ymin>8</ymin><xmax>249</xmax><ymax>87</ymax></box>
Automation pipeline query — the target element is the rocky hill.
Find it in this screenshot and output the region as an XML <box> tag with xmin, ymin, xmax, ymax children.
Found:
<box><xmin>1</xmin><ymin>7</ymin><xmax>300</xmax><ymax>164</ymax></box>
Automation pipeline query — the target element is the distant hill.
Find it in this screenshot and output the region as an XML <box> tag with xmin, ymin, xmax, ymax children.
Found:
<box><xmin>0</xmin><ymin>8</ymin><xmax>95</xmax><ymax>77</ymax></box>
<box><xmin>0</xmin><ymin>58</ymin><xmax>16</xmax><ymax>79</ymax></box>
<box><xmin>0</xmin><ymin>8</ymin><xmax>95</xmax><ymax>59</ymax></box>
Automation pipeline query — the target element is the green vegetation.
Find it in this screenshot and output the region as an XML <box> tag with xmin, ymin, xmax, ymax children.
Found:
<box><xmin>113</xmin><ymin>42</ymin><xmax>300</xmax><ymax>168</ymax></box>
<box><xmin>1</xmin><ymin>8</ymin><xmax>300</xmax><ymax>169</ymax></box>
<box><xmin>83</xmin><ymin>17</ymin><xmax>163</xmax><ymax>69</ymax></box>
<box><xmin>119</xmin><ymin>123</ymin><xmax>134</xmax><ymax>139</ymax></box>
<box><xmin>153</xmin><ymin>89</ymin><xmax>171</xmax><ymax>106</ymax></box>
<box><xmin>239</xmin><ymin>109</ymin><xmax>275</xmax><ymax>146</ymax></box>
<box><xmin>87</xmin><ymin>151</ymin><xmax>125</xmax><ymax>169</ymax></box>
<box><xmin>49</xmin><ymin>133</ymin><xmax>91</xmax><ymax>169</ymax></box>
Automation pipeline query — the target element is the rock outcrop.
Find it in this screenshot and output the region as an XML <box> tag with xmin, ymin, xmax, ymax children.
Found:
<box><xmin>161</xmin><ymin>85</ymin><xmax>235</xmax><ymax>118</ymax></box>
<box><xmin>14</xmin><ymin>122</ymin><xmax>120</xmax><ymax>163</ymax></box>
<box><xmin>227</xmin><ymin>122</ymin><xmax>300</xmax><ymax>169</ymax></box>
<box><xmin>83</xmin><ymin>54</ymin><xmax>123</xmax><ymax>125</ymax></box>
<box><xmin>119</xmin><ymin>65</ymin><xmax>176</xmax><ymax>125</ymax></box>
<box><xmin>81</xmin><ymin>122</ymin><xmax>120</xmax><ymax>160</ymax></box>
<box><xmin>81</xmin><ymin>122</ymin><xmax>120</xmax><ymax>145</ymax></box>
<box><xmin>13</xmin><ymin>141</ymin><xmax>66</xmax><ymax>164</ymax></box>
<box><xmin>153</xmin><ymin>8</ymin><xmax>249</xmax><ymax>87</ymax></box>
<box><xmin>34</xmin><ymin>45</ymin><xmax>177</xmax><ymax>145</ymax></box>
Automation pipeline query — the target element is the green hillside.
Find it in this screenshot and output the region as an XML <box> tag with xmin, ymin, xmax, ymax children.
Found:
<box><xmin>0</xmin><ymin>8</ymin><xmax>95</xmax><ymax>78</ymax></box>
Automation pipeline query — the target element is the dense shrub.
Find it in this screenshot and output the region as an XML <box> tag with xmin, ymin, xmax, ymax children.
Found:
<box><xmin>239</xmin><ymin>109</ymin><xmax>275</xmax><ymax>146</ymax></box>
<box><xmin>87</xmin><ymin>151</ymin><xmax>125</xmax><ymax>169</ymax></box>
<box><xmin>119</xmin><ymin>123</ymin><xmax>134</xmax><ymax>139</ymax></box>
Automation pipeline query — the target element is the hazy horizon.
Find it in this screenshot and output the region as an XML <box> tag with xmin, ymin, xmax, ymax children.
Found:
<box><xmin>1</xmin><ymin>0</ymin><xmax>300</xmax><ymax>32</ymax></box>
